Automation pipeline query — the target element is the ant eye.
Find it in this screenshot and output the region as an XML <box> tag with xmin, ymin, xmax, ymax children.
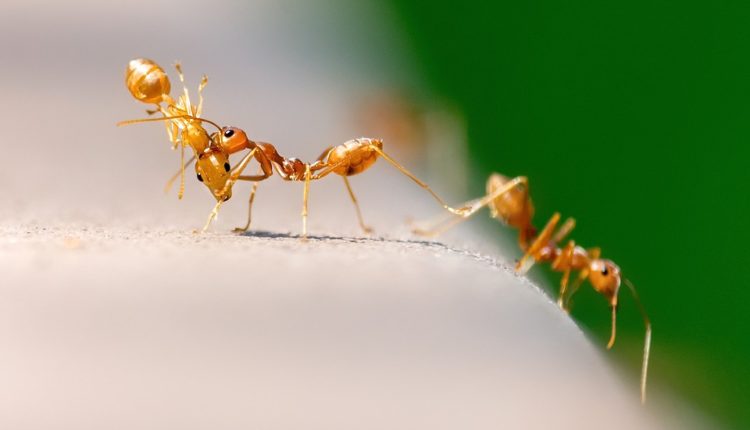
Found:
<box><xmin>197</xmin><ymin>173</ymin><xmax>203</xmax><ymax>182</ymax></box>
<box><xmin>223</xmin><ymin>129</ymin><xmax>235</xmax><ymax>138</ymax></box>
<box><xmin>224</xmin><ymin>162</ymin><xmax>231</xmax><ymax>172</ymax></box>
<box><xmin>601</xmin><ymin>266</ymin><xmax>609</xmax><ymax>276</ymax></box>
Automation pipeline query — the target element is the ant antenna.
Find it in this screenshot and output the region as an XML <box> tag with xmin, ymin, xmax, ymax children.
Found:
<box><xmin>624</xmin><ymin>278</ymin><xmax>652</xmax><ymax>404</ymax></box>
<box><xmin>116</xmin><ymin>115</ymin><xmax>223</xmax><ymax>132</ymax></box>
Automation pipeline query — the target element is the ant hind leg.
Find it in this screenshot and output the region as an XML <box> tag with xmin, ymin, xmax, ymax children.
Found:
<box><xmin>200</xmin><ymin>200</ymin><xmax>225</xmax><ymax>233</ymax></box>
<box><xmin>342</xmin><ymin>176</ymin><xmax>373</xmax><ymax>234</ymax></box>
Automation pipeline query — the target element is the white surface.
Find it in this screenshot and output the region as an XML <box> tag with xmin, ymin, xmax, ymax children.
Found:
<box><xmin>0</xmin><ymin>225</ymin><xmax>664</xmax><ymax>430</ymax></box>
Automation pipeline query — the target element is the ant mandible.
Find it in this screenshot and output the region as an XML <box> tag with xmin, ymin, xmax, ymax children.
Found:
<box><xmin>413</xmin><ymin>173</ymin><xmax>652</xmax><ymax>404</ymax></box>
<box><xmin>120</xmin><ymin>58</ymin><xmax>469</xmax><ymax>236</ymax></box>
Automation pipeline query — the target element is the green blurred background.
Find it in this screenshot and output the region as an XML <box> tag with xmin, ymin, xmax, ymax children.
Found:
<box><xmin>388</xmin><ymin>0</ymin><xmax>750</xmax><ymax>427</ymax></box>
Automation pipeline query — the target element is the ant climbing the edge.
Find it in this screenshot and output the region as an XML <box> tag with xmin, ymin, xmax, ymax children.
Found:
<box><xmin>413</xmin><ymin>173</ymin><xmax>652</xmax><ymax>404</ymax></box>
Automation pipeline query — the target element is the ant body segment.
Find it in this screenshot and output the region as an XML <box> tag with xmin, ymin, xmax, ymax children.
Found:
<box><xmin>413</xmin><ymin>173</ymin><xmax>652</xmax><ymax>404</ymax></box>
<box><xmin>120</xmin><ymin>59</ymin><xmax>468</xmax><ymax>236</ymax></box>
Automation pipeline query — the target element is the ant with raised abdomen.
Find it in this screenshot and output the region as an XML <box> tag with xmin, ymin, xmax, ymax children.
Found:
<box><xmin>123</xmin><ymin>58</ymin><xmax>212</xmax><ymax>200</ymax></box>
<box><xmin>413</xmin><ymin>173</ymin><xmax>652</xmax><ymax>404</ymax></box>
<box><xmin>120</xmin><ymin>58</ymin><xmax>469</xmax><ymax>236</ymax></box>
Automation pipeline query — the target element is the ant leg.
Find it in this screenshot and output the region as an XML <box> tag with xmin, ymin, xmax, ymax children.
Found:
<box><xmin>411</xmin><ymin>197</ymin><xmax>482</xmax><ymax>237</ymax></box>
<box><xmin>196</xmin><ymin>75</ymin><xmax>208</xmax><ymax>117</ymax></box>
<box><xmin>413</xmin><ymin>177</ymin><xmax>529</xmax><ymax>237</ymax></box>
<box><xmin>174</xmin><ymin>62</ymin><xmax>193</xmax><ymax>115</ymax></box>
<box><xmin>233</xmin><ymin>181</ymin><xmax>260</xmax><ymax>233</ymax></box>
<box><xmin>200</xmin><ymin>200</ymin><xmax>225</xmax><ymax>233</ymax></box>
<box><xmin>367</xmin><ymin>145</ymin><xmax>469</xmax><ymax>216</ymax></box>
<box><xmin>199</xmin><ymin>148</ymin><xmax>259</xmax><ymax>233</ymax></box>
<box><xmin>178</xmin><ymin>144</ymin><xmax>186</xmax><ymax>198</ymax></box>
<box><xmin>232</xmin><ymin>171</ymin><xmax>272</xmax><ymax>233</ymax></box>
<box><xmin>342</xmin><ymin>176</ymin><xmax>373</xmax><ymax>234</ymax></box>
<box><xmin>560</xmin><ymin>269</ymin><xmax>572</xmax><ymax>310</ymax></box>
<box><xmin>301</xmin><ymin>165</ymin><xmax>312</xmax><ymax>239</ymax></box>
<box><xmin>560</xmin><ymin>246</ymin><xmax>600</xmax><ymax>308</ymax></box>
<box><xmin>516</xmin><ymin>212</ymin><xmax>561</xmax><ymax>274</ymax></box>
<box><xmin>553</xmin><ymin>240</ymin><xmax>576</xmax><ymax>309</ymax></box>
<box><xmin>563</xmin><ymin>269</ymin><xmax>589</xmax><ymax>311</ymax></box>
<box><xmin>553</xmin><ymin>217</ymin><xmax>576</xmax><ymax>244</ymax></box>
<box><xmin>164</xmin><ymin>112</ymin><xmax>179</xmax><ymax>149</ymax></box>
<box><xmin>164</xmin><ymin>154</ymin><xmax>197</xmax><ymax>197</ymax></box>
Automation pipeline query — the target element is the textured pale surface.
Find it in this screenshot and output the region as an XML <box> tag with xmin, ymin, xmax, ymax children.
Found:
<box><xmin>1</xmin><ymin>225</ymin><xmax>666</xmax><ymax>430</ymax></box>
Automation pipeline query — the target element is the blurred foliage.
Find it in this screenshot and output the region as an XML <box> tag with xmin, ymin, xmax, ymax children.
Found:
<box><xmin>390</xmin><ymin>0</ymin><xmax>750</xmax><ymax>427</ymax></box>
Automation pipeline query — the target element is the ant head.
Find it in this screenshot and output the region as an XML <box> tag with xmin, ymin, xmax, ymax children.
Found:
<box><xmin>213</xmin><ymin>126</ymin><xmax>250</xmax><ymax>155</ymax></box>
<box><xmin>125</xmin><ymin>59</ymin><xmax>171</xmax><ymax>104</ymax></box>
<box><xmin>589</xmin><ymin>259</ymin><xmax>622</xmax><ymax>307</ymax></box>
<box><xmin>195</xmin><ymin>148</ymin><xmax>233</xmax><ymax>201</ymax></box>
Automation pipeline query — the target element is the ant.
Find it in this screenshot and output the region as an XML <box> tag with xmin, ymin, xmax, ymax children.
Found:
<box><xmin>122</xmin><ymin>58</ymin><xmax>213</xmax><ymax>200</ymax></box>
<box><xmin>120</xmin><ymin>58</ymin><xmax>469</xmax><ymax>236</ymax></box>
<box><xmin>413</xmin><ymin>173</ymin><xmax>652</xmax><ymax>404</ymax></box>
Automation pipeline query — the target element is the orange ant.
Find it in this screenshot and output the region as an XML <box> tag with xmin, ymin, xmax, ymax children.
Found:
<box><xmin>413</xmin><ymin>173</ymin><xmax>652</xmax><ymax>403</ymax></box>
<box><xmin>123</xmin><ymin>58</ymin><xmax>213</xmax><ymax>200</ymax></box>
<box><xmin>120</xmin><ymin>58</ymin><xmax>469</xmax><ymax>236</ymax></box>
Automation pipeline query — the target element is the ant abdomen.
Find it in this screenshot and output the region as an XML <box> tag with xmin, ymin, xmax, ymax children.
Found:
<box><xmin>327</xmin><ymin>138</ymin><xmax>383</xmax><ymax>176</ymax></box>
<box><xmin>486</xmin><ymin>173</ymin><xmax>534</xmax><ymax>228</ymax></box>
<box><xmin>126</xmin><ymin>58</ymin><xmax>171</xmax><ymax>104</ymax></box>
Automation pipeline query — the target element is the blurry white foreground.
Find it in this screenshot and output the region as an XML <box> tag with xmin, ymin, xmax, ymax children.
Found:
<box><xmin>1</xmin><ymin>225</ymin><xmax>669</xmax><ymax>430</ymax></box>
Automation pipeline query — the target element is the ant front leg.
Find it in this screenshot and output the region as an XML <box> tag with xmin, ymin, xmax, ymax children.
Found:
<box><xmin>412</xmin><ymin>176</ymin><xmax>528</xmax><ymax>237</ymax></box>
<box><xmin>233</xmin><ymin>147</ymin><xmax>275</xmax><ymax>233</ymax></box>
<box><xmin>562</xmin><ymin>247</ymin><xmax>599</xmax><ymax>310</ymax></box>
<box><xmin>410</xmin><ymin>197</ymin><xmax>482</xmax><ymax>237</ymax></box>
<box><xmin>199</xmin><ymin>148</ymin><xmax>259</xmax><ymax>233</ymax></box>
